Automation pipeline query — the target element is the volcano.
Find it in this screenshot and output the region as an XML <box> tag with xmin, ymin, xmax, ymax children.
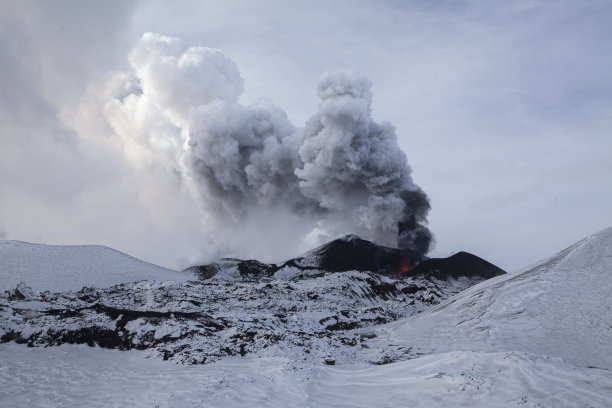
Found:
<box><xmin>406</xmin><ymin>251</ymin><xmax>506</xmax><ymax>280</ymax></box>
<box><xmin>188</xmin><ymin>235</ymin><xmax>506</xmax><ymax>281</ymax></box>
<box><xmin>280</xmin><ymin>235</ymin><xmax>417</xmax><ymax>275</ymax></box>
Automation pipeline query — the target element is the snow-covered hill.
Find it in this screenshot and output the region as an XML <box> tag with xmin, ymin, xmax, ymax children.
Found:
<box><xmin>0</xmin><ymin>241</ymin><xmax>193</xmax><ymax>292</ymax></box>
<box><xmin>371</xmin><ymin>226</ymin><xmax>612</xmax><ymax>370</ymax></box>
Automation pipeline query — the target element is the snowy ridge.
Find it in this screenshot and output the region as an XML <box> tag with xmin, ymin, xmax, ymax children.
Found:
<box><xmin>370</xmin><ymin>226</ymin><xmax>612</xmax><ymax>370</ymax></box>
<box><xmin>0</xmin><ymin>240</ymin><xmax>193</xmax><ymax>292</ymax></box>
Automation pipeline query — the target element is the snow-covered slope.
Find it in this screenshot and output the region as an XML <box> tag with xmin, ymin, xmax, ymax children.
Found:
<box><xmin>0</xmin><ymin>241</ymin><xmax>193</xmax><ymax>292</ymax></box>
<box><xmin>1</xmin><ymin>229</ymin><xmax>611</xmax><ymax>407</ymax></box>
<box><xmin>305</xmin><ymin>350</ymin><xmax>611</xmax><ymax>407</ymax></box>
<box><xmin>372</xmin><ymin>226</ymin><xmax>612</xmax><ymax>370</ymax></box>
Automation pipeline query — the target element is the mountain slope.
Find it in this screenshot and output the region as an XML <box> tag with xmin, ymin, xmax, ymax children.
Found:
<box><xmin>0</xmin><ymin>241</ymin><xmax>193</xmax><ymax>292</ymax></box>
<box><xmin>373</xmin><ymin>226</ymin><xmax>612</xmax><ymax>370</ymax></box>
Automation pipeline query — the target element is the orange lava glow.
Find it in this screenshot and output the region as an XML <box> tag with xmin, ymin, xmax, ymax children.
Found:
<box><xmin>395</xmin><ymin>260</ymin><xmax>412</xmax><ymax>274</ymax></box>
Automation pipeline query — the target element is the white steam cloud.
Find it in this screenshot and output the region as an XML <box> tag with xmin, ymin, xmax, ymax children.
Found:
<box><xmin>103</xmin><ymin>33</ymin><xmax>432</xmax><ymax>259</ymax></box>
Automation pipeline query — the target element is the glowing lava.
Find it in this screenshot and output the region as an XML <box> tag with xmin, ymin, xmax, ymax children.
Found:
<box><xmin>395</xmin><ymin>259</ymin><xmax>412</xmax><ymax>275</ymax></box>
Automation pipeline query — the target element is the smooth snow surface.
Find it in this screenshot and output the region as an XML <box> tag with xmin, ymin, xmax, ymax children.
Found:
<box><xmin>307</xmin><ymin>351</ymin><xmax>611</xmax><ymax>407</ymax></box>
<box><xmin>371</xmin><ymin>226</ymin><xmax>612</xmax><ymax>370</ymax></box>
<box><xmin>0</xmin><ymin>241</ymin><xmax>193</xmax><ymax>292</ymax></box>
<box><xmin>0</xmin><ymin>343</ymin><xmax>304</xmax><ymax>408</ymax></box>
<box><xmin>1</xmin><ymin>343</ymin><xmax>610</xmax><ymax>407</ymax></box>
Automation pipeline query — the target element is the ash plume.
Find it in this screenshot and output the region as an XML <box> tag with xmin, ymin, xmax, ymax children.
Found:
<box><xmin>296</xmin><ymin>71</ymin><xmax>431</xmax><ymax>254</ymax></box>
<box><xmin>103</xmin><ymin>33</ymin><xmax>432</xmax><ymax>259</ymax></box>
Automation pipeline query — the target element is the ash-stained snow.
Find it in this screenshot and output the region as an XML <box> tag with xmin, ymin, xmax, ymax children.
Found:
<box><xmin>0</xmin><ymin>241</ymin><xmax>193</xmax><ymax>292</ymax></box>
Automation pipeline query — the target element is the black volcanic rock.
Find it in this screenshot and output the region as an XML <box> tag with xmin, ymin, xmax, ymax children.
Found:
<box><xmin>406</xmin><ymin>251</ymin><xmax>506</xmax><ymax>280</ymax></box>
<box><xmin>281</xmin><ymin>235</ymin><xmax>416</xmax><ymax>275</ymax></box>
<box><xmin>1</xmin><ymin>268</ymin><xmax>482</xmax><ymax>365</ymax></box>
<box><xmin>187</xmin><ymin>235</ymin><xmax>506</xmax><ymax>281</ymax></box>
<box><xmin>186</xmin><ymin>258</ymin><xmax>278</xmax><ymax>280</ymax></box>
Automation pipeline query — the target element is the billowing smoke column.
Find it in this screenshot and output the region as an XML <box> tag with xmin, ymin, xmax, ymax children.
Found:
<box><xmin>296</xmin><ymin>71</ymin><xmax>432</xmax><ymax>255</ymax></box>
<box><xmin>104</xmin><ymin>33</ymin><xmax>432</xmax><ymax>259</ymax></box>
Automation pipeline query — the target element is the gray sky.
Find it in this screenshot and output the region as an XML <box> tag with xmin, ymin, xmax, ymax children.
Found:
<box><xmin>1</xmin><ymin>0</ymin><xmax>611</xmax><ymax>271</ymax></box>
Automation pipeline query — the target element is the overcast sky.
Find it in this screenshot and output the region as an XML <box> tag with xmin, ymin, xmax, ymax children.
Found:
<box><xmin>1</xmin><ymin>0</ymin><xmax>611</xmax><ymax>271</ymax></box>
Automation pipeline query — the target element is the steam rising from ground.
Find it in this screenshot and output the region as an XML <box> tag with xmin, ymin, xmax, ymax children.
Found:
<box><xmin>103</xmin><ymin>33</ymin><xmax>431</xmax><ymax>260</ymax></box>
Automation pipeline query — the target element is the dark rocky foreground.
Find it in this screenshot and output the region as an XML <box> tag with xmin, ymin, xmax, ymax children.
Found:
<box><xmin>1</xmin><ymin>236</ymin><xmax>505</xmax><ymax>366</ymax></box>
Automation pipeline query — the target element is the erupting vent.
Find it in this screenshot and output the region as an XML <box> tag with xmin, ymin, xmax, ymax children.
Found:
<box><xmin>395</xmin><ymin>258</ymin><xmax>413</xmax><ymax>275</ymax></box>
